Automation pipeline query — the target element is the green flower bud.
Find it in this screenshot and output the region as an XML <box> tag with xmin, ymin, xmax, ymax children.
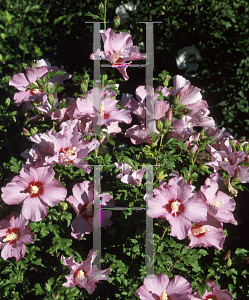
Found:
<box><xmin>98</xmin><ymin>2</ymin><xmax>104</xmax><ymax>15</ymax></box>
<box><xmin>156</xmin><ymin>120</ymin><xmax>163</xmax><ymax>131</ymax></box>
<box><xmin>157</xmin><ymin>171</ymin><xmax>166</xmax><ymax>180</ymax></box>
<box><xmin>80</xmin><ymin>72</ymin><xmax>90</xmax><ymax>94</ymax></box>
<box><xmin>243</xmin><ymin>143</ymin><xmax>249</xmax><ymax>153</ymax></box>
<box><xmin>173</xmin><ymin>96</ymin><xmax>180</xmax><ymax>106</ymax></box>
<box><xmin>59</xmin><ymin>201</ymin><xmax>68</xmax><ymax>211</ymax></box>
<box><xmin>200</xmin><ymin>129</ymin><xmax>205</xmax><ymax>140</ymax></box>
<box><xmin>113</xmin><ymin>15</ymin><xmax>120</xmax><ymax>29</ymax></box>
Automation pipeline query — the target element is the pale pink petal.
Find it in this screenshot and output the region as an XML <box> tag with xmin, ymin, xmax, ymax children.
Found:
<box><xmin>1</xmin><ymin>181</ymin><xmax>28</xmax><ymax>205</ymax></box>
<box><xmin>41</xmin><ymin>180</ymin><xmax>67</xmax><ymax>206</ymax></box>
<box><xmin>1</xmin><ymin>242</ymin><xmax>26</xmax><ymax>261</ymax></box>
<box><xmin>9</xmin><ymin>73</ymin><xmax>29</xmax><ymax>91</ymax></box>
<box><xmin>183</xmin><ymin>195</ymin><xmax>207</xmax><ymax>222</ymax></box>
<box><xmin>143</xmin><ymin>273</ymin><xmax>168</xmax><ymax>296</ymax></box>
<box><xmin>21</xmin><ymin>197</ymin><xmax>48</xmax><ymax>222</ymax></box>
<box><xmin>167</xmin><ymin>275</ymin><xmax>192</xmax><ymax>296</ymax></box>
<box><xmin>71</xmin><ymin>217</ymin><xmax>93</xmax><ymax>239</ymax></box>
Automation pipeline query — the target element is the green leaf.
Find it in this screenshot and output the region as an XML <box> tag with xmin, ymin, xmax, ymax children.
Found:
<box><xmin>34</xmin><ymin>283</ymin><xmax>44</xmax><ymax>295</ymax></box>
<box><xmin>9</xmin><ymin>157</ymin><xmax>22</xmax><ymax>173</ymax></box>
<box><xmin>85</xmin><ymin>11</ymin><xmax>102</xmax><ymax>20</ymax></box>
<box><xmin>41</xmin><ymin>226</ymin><xmax>50</xmax><ymax>237</ymax></box>
<box><xmin>123</xmin><ymin>157</ymin><xmax>135</xmax><ymax>168</ymax></box>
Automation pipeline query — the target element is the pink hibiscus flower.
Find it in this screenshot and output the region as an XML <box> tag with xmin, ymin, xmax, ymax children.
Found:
<box><xmin>170</xmin><ymin>75</ymin><xmax>208</xmax><ymax>110</ymax></box>
<box><xmin>66</xmin><ymin>181</ymin><xmax>115</xmax><ymax>240</ymax></box>
<box><xmin>115</xmin><ymin>162</ymin><xmax>145</xmax><ymax>186</ymax></box>
<box><xmin>125</xmin><ymin>124</ymin><xmax>154</xmax><ymax>145</ymax></box>
<box><xmin>235</xmin><ymin>165</ymin><xmax>249</xmax><ymax>183</ymax></box>
<box><xmin>74</xmin><ymin>88</ymin><xmax>132</xmax><ymax>126</ymax></box>
<box><xmin>205</xmin><ymin>138</ymin><xmax>246</xmax><ymax>177</ymax></box>
<box><xmin>199</xmin><ymin>180</ymin><xmax>237</xmax><ymax>225</ymax></box>
<box><xmin>28</xmin><ymin>123</ymin><xmax>100</xmax><ymax>173</ymax></box>
<box><xmin>9</xmin><ymin>66</ymin><xmax>49</xmax><ymax>106</ymax></box>
<box><xmin>1</xmin><ymin>166</ymin><xmax>67</xmax><ymax>222</ymax></box>
<box><xmin>0</xmin><ymin>212</ymin><xmax>35</xmax><ymax>261</ymax></box>
<box><xmin>187</xmin><ymin>216</ymin><xmax>226</xmax><ymax>251</ymax></box>
<box><xmin>135</xmin><ymin>273</ymin><xmax>192</xmax><ymax>300</ymax></box>
<box><xmin>167</xmin><ymin>115</ymin><xmax>195</xmax><ymax>142</ymax></box>
<box><xmin>61</xmin><ymin>249</ymin><xmax>110</xmax><ymax>294</ymax></box>
<box><xmin>90</xmin><ymin>28</ymin><xmax>146</xmax><ymax>80</ymax></box>
<box><xmin>190</xmin><ymin>279</ymin><xmax>233</xmax><ymax>299</ymax></box>
<box><xmin>146</xmin><ymin>177</ymin><xmax>207</xmax><ymax>240</ymax></box>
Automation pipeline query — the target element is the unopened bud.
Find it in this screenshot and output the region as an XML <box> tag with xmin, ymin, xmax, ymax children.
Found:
<box><xmin>159</xmin><ymin>70</ymin><xmax>172</xmax><ymax>87</ymax></box>
<box><xmin>98</xmin><ymin>2</ymin><xmax>105</xmax><ymax>15</ymax></box>
<box><xmin>156</xmin><ymin>120</ymin><xmax>163</xmax><ymax>131</ymax></box>
<box><xmin>244</xmin><ymin>155</ymin><xmax>249</xmax><ymax>163</ymax></box>
<box><xmin>200</xmin><ymin>129</ymin><xmax>205</xmax><ymax>140</ymax></box>
<box><xmin>59</xmin><ymin>201</ymin><xmax>68</xmax><ymax>211</ymax></box>
<box><xmin>188</xmin><ymin>178</ymin><xmax>193</xmax><ymax>185</ymax></box>
<box><xmin>166</xmin><ymin>108</ymin><xmax>173</xmax><ymax>123</ymax></box>
<box><xmin>157</xmin><ymin>171</ymin><xmax>166</xmax><ymax>180</ymax></box>
<box><xmin>80</xmin><ymin>72</ymin><xmax>90</xmax><ymax>94</ymax></box>
<box><xmin>22</xmin><ymin>127</ymin><xmax>29</xmax><ymax>135</ymax></box>
<box><xmin>113</xmin><ymin>15</ymin><xmax>120</xmax><ymax>29</ymax></box>
<box><xmin>173</xmin><ymin>96</ymin><xmax>180</xmax><ymax>106</ymax></box>
<box><xmin>243</xmin><ymin>143</ymin><xmax>249</xmax><ymax>153</ymax></box>
<box><xmin>224</xmin><ymin>250</ymin><xmax>231</xmax><ymax>261</ymax></box>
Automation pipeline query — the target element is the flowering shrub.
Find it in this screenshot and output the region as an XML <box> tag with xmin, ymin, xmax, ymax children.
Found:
<box><xmin>1</xmin><ymin>3</ymin><xmax>249</xmax><ymax>300</ymax></box>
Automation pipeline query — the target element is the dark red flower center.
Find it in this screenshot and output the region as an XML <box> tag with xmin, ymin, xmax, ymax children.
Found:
<box><xmin>204</xmin><ymin>294</ymin><xmax>217</xmax><ymax>300</ymax></box>
<box><xmin>156</xmin><ymin>291</ymin><xmax>171</xmax><ymax>300</ymax></box>
<box><xmin>25</xmin><ymin>181</ymin><xmax>43</xmax><ymax>198</ymax></box>
<box><xmin>191</xmin><ymin>226</ymin><xmax>206</xmax><ymax>238</ymax></box>
<box><xmin>80</xmin><ymin>202</ymin><xmax>94</xmax><ymax>222</ymax></box>
<box><xmin>165</xmin><ymin>199</ymin><xmax>184</xmax><ymax>217</ymax></box>
<box><xmin>28</xmin><ymin>82</ymin><xmax>44</xmax><ymax>95</ymax></box>
<box><xmin>4</xmin><ymin>228</ymin><xmax>20</xmax><ymax>245</ymax></box>
<box><xmin>59</xmin><ymin>147</ymin><xmax>76</xmax><ymax>164</ymax></box>
<box><xmin>73</xmin><ymin>268</ymin><xmax>86</xmax><ymax>283</ymax></box>
<box><xmin>109</xmin><ymin>50</ymin><xmax>123</xmax><ymax>64</ymax></box>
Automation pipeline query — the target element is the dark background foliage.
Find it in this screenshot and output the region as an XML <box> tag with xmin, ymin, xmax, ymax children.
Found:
<box><xmin>1</xmin><ymin>0</ymin><xmax>249</xmax><ymax>136</ymax></box>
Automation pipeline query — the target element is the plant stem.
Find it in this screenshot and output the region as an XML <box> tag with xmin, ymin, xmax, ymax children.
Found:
<box><xmin>169</xmin><ymin>240</ymin><xmax>188</xmax><ymax>273</ymax></box>
<box><xmin>160</xmin><ymin>226</ymin><xmax>168</xmax><ymax>240</ymax></box>
<box><xmin>192</xmin><ymin>144</ymin><xmax>200</xmax><ymax>164</ymax></box>
<box><xmin>153</xmin><ymin>134</ymin><xmax>164</xmax><ymax>180</ymax></box>
<box><xmin>104</xmin><ymin>0</ymin><xmax>107</xmax><ymax>30</ymax></box>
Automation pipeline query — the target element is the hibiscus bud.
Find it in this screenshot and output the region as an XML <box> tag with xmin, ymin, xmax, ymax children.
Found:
<box><xmin>22</xmin><ymin>127</ymin><xmax>29</xmax><ymax>135</ymax></box>
<box><xmin>114</xmin><ymin>15</ymin><xmax>121</xmax><ymax>29</ymax></box>
<box><xmin>157</xmin><ymin>171</ymin><xmax>166</xmax><ymax>180</ymax></box>
<box><xmin>59</xmin><ymin>201</ymin><xmax>68</xmax><ymax>211</ymax></box>
<box><xmin>244</xmin><ymin>155</ymin><xmax>249</xmax><ymax>163</ymax></box>
<box><xmin>188</xmin><ymin>178</ymin><xmax>193</xmax><ymax>185</ymax></box>
<box><xmin>166</xmin><ymin>108</ymin><xmax>173</xmax><ymax>123</ymax></box>
<box><xmin>98</xmin><ymin>2</ymin><xmax>105</xmax><ymax>15</ymax></box>
<box><xmin>159</xmin><ymin>70</ymin><xmax>172</xmax><ymax>87</ymax></box>
<box><xmin>173</xmin><ymin>96</ymin><xmax>180</xmax><ymax>106</ymax></box>
<box><xmin>48</xmin><ymin>94</ymin><xmax>55</xmax><ymax>108</ymax></box>
<box><xmin>200</xmin><ymin>129</ymin><xmax>205</xmax><ymax>140</ymax></box>
<box><xmin>243</xmin><ymin>143</ymin><xmax>249</xmax><ymax>153</ymax></box>
<box><xmin>156</xmin><ymin>120</ymin><xmax>163</xmax><ymax>131</ymax></box>
<box><xmin>224</xmin><ymin>250</ymin><xmax>232</xmax><ymax>267</ymax></box>
<box><xmin>80</xmin><ymin>72</ymin><xmax>90</xmax><ymax>94</ymax></box>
